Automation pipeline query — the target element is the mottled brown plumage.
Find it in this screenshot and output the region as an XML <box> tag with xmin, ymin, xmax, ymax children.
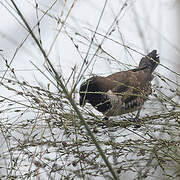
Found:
<box><xmin>79</xmin><ymin>50</ymin><xmax>159</xmax><ymax>121</ymax></box>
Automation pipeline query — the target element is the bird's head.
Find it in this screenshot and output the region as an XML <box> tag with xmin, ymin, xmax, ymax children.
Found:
<box><xmin>139</xmin><ymin>50</ymin><xmax>160</xmax><ymax>73</ymax></box>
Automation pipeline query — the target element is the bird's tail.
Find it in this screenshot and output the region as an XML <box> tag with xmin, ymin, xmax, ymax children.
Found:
<box><xmin>139</xmin><ymin>50</ymin><xmax>160</xmax><ymax>72</ymax></box>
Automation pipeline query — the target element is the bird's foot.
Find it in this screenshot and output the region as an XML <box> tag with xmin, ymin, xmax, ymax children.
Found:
<box><xmin>102</xmin><ymin>117</ymin><xmax>115</xmax><ymax>128</ymax></box>
<box><xmin>128</xmin><ymin>117</ymin><xmax>141</xmax><ymax>128</ymax></box>
<box><xmin>100</xmin><ymin>117</ymin><xmax>109</xmax><ymax>128</ymax></box>
<box><xmin>103</xmin><ymin>117</ymin><xmax>109</xmax><ymax>121</ymax></box>
<box><xmin>133</xmin><ymin>117</ymin><xmax>141</xmax><ymax>128</ymax></box>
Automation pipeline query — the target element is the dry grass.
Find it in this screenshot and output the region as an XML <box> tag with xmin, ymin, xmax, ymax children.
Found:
<box><xmin>0</xmin><ymin>0</ymin><xmax>179</xmax><ymax>179</ymax></box>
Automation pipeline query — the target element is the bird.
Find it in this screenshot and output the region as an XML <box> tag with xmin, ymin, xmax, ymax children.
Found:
<box><xmin>79</xmin><ymin>50</ymin><xmax>160</xmax><ymax>126</ymax></box>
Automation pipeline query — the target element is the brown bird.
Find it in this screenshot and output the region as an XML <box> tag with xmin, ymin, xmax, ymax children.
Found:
<box><xmin>79</xmin><ymin>50</ymin><xmax>159</xmax><ymax>125</ymax></box>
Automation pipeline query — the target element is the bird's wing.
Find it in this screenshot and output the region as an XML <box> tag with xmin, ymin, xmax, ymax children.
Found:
<box><xmin>107</xmin><ymin>70</ymin><xmax>151</xmax><ymax>109</ymax></box>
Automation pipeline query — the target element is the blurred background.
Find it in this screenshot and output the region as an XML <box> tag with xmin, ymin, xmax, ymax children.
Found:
<box><xmin>0</xmin><ymin>0</ymin><xmax>180</xmax><ymax>80</ymax></box>
<box><xmin>0</xmin><ymin>0</ymin><xmax>180</xmax><ymax>179</ymax></box>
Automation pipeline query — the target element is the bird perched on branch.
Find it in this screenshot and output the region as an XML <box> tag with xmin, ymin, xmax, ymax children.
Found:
<box><xmin>79</xmin><ymin>50</ymin><xmax>160</xmax><ymax>125</ymax></box>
